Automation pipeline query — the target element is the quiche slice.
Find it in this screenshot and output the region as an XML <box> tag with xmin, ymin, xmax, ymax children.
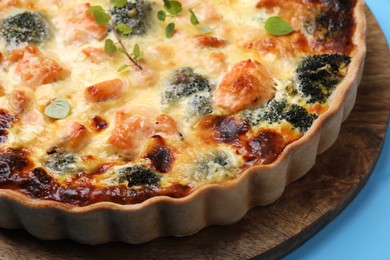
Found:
<box><xmin>0</xmin><ymin>0</ymin><xmax>366</xmax><ymax>244</ymax></box>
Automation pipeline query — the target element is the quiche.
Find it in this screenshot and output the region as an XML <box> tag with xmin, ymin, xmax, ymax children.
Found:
<box><xmin>0</xmin><ymin>0</ymin><xmax>366</xmax><ymax>244</ymax></box>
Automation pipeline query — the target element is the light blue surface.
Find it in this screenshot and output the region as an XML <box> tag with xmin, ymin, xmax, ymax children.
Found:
<box><xmin>285</xmin><ymin>1</ymin><xmax>390</xmax><ymax>259</ymax></box>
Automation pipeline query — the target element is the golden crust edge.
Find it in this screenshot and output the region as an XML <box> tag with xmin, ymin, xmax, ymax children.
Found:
<box><xmin>0</xmin><ymin>0</ymin><xmax>367</xmax><ymax>244</ymax></box>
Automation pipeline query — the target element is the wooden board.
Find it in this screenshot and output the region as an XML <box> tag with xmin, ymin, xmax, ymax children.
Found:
<box><xmin>0</xmin><ymin>7</ymin><xmax>389</xmax><ymax>260</ymax></box>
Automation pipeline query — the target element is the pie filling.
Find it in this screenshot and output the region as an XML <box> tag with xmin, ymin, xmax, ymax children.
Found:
<box><xmin>0</xmin><ymin>0</ymin><xmax>357</xmax><ymax>206</ymax></box>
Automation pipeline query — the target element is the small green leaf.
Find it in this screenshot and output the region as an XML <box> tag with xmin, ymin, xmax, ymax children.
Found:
<box><xmin>104</xmin><ymin>39</ymin><xmax>117</xmax><ymax>54</ymax></box>
<box><xmin>88</xmin><ymin>5</ymin><xmax>105</xmax><ymax>14</ymax></box>
<box><xmin>163</xmin><ymin>0</ymin><xmax>171</xmax><ymax>9</ymax></box>
<box><xmin>264</xmin><ymin>16</ymin><xmax>293</xmax><ymax>36</ymax></box>
<box><xmin>116</xmin><ymin>23</ymin><xmax>133</xmax><ymax>34</ymax></box>
<box><xmin>165</xmin><ymin>22</ymin><xmax>175</xmax><ymax>38</ymax></box>
<box><xmin>88</xmin><ymin>6</ymin><xmax>111</xmax><ymax>25</ymax></box>
<box><xmin>133</xmin><ymin>44</ymin><xmax>141</xmax><ymax>57</ymax></box>
<box><xmin>157</xmin><ymin>10</ymin><xmax>166</xmax><ymax>21</ymax></box>
<box><xmin>117</xmin><ymin>48</ymin><xmax>126</xmax><ymax>54</ymax></box>
<box><xmin>118</xmin><ymin>64</ymin><xmax>130</xmax><ymax>72</ymax></box>
<box><xmin>44</xmin><ymin>97</ymin><xmax>71</xmax><ymax>119</ymax></box>
<box><xmin>189</xmin><ymin>9</ymin><xmax>199</xmax><ymax>25</ymax></box>
<box><xmin>164</xmin><ymin>1</ymin><xmax>182</xmax><ymax>16</ymax></box>
<box><xmin>111</xmin><ymin>0</ymin><xmax>128</xmax><ymax>8</ymax></box>
<box><xmin>199</xmin><ymin>26</ymin><xmax>213</xmax><ymax>34</ymax></box>
<box><xmin>132</xmin><ymin>43</ymin><xmax>144</xmax><ymax>61</ymax></box>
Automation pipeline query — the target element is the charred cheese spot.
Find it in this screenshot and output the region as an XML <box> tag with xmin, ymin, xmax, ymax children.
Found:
<box><xmin>147</xmin><ymin>146</ymin><xmax>174</xmax><ymax>173</ymax></box>
<box><xmin>20</xmin><ymin>168</ymin><xmax>55</xmax><ymax>198</ymax></box>
<box><xmin>304</xmin><ymin>0</ymin><xmax>357</xmax><ymax>54</ymax></box>
<box><xmin>0</xmin><ymin>109</ymin><xmax>17</xmax><ymax>143</ymax></box>
<box><xmin>91</xmin><ymin>116</ymin><xmax>109</xmax><ymax>132</ymax></box>
<box><xmin>197</xmin><ymin>115</ymin><xmax>249</xmax><ymax>144</ymax></box>
<box><xmin>0</xmin><ymin>149</ymin><xmax>32</xmax><ymax>182</ymax></box>
<box><xmin>144</xmin><ymin>136</ymin><xmax>176</xmax><ymax>173</ymax></box>
<box><xmin>246</xmin><ymin>129</ymin><xmax>285</xmax><ymax>164</ymax></box>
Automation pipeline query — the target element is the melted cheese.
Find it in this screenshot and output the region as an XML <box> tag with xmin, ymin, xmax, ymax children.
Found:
<box><xmin>0</xmin><ymin>0</ymin><xmax>355</xmax><ymax>196</ymax></box>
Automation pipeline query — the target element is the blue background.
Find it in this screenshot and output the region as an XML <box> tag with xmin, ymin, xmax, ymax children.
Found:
<box><xmin>285</xmin><ymin>1</ymin><xmax>390</xmax><ymax>259</ymax></box>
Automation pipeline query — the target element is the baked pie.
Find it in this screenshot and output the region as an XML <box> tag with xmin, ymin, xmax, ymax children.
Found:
<box><xmin>0</xmin><ymin>0</ymin><xmax>366</xmax><ymax>244</ymax></box>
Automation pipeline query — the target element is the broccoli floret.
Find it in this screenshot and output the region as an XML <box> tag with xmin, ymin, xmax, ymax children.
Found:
<box><xmin>242</xmin><ymin>101</ymin><xmax>317</xmax><ymax>132</ymax></box>
<box><xmin>259</xmin><ymin>99</ymin><xmax>287</xmax><ymax>123</ymax></box>
<box><xmin>118</xmin><ymin>165</ymin><xmax>160</xmax><ymax>187</ymax></box>
<box><xmin>212</xmin><ymin>155</ymin><xmax>229</xmax><ymax>168</ymax></box>
<box><xmin>0</xmin><ymin>12</ymin><xmax>50</xmax><ymax>47</ymax></box>
<box><xmin>283</xmin><ymin>104</ymin><xmax>317</xmax><ymax>132</ymax></box>
<box><xmin>162</xmin><ymin>67</ymin><xmax>212</xmax><ymax>105</ymax></box>
<box><xmin>296</xmin><ymin>54</ymin><xmax>351</xmax><ymax>103</ymax></box>
<box><xmin>111</xmin><ymin>0</ymin><xmax>151</xmax><ymax>36</ymax></box>
<box><xmin>187</xmin><ymin>94</ymin><xmax>213</xmax><ymax>116</ymax></box>
<box><xmin>192</xmin><ymin>151</ymin><xmax>237</xmax><ymax>182</ymax></box>
<box><xmin>241</xmin><ymin>99</ymin><xmax>287</xmax><ymax>125</ymax></box>
<box><xmin>44</xmin><ymin>153</ymin><xmax>77</xmax><ymax>174</ymax></box>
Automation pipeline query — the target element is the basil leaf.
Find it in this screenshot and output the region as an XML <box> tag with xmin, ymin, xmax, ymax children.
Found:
<box><xmin>165</xmin><ymin>22</ymin><xmax>175</xmax><ymax>38</ymax></box>
<box><xmin>88</xmin><ymin>6</ymin><xmax>111</xmax><ymax>26</ymax></box>
<box><xmin>189</xmin><ymin>9</ymin><xmax>199</xmax><ymax>25</ymax></box>
<box><xmin>44</xmin><ymin>97</ymin><xmax>70</xmax><ymax>119</ymax></box>
<box><xmin>264</xmin><ymin>16</ymin><xmax>293</xmax><ymax>36</ymax></box>
<box><xmin>116</xmin><ymin>23</ymin><xmax>133</xmax><ymax>34</ymax></box>
<box><xmin>111</xmin><ymin>0</ymin><xmax>127</xmax><ymax>8</ymax></box>
<box><xmin>104</xmin><ymin>39</ymin><xmax>117</xmax><ymax>54</ymax></box>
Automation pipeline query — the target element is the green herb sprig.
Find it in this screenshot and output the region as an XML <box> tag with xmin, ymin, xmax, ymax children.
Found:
<box><xmin>157</xmin><ymin>0</ymin><xmax>200</xmax><ymax>38</ymax></box>
<box><xmin>157</xmin><ymin>0</ymin><xmax>182</xmax><ymax>38</ymax></box>
<box><xmin>117</xmin><ymin>44</ymin><xmax>144</xmax><ymax>72</ymax></box>
<box><xmin>88</xmin><ymin>0</ymin><xmax>143</xmax><ymax>70</ymax></box>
